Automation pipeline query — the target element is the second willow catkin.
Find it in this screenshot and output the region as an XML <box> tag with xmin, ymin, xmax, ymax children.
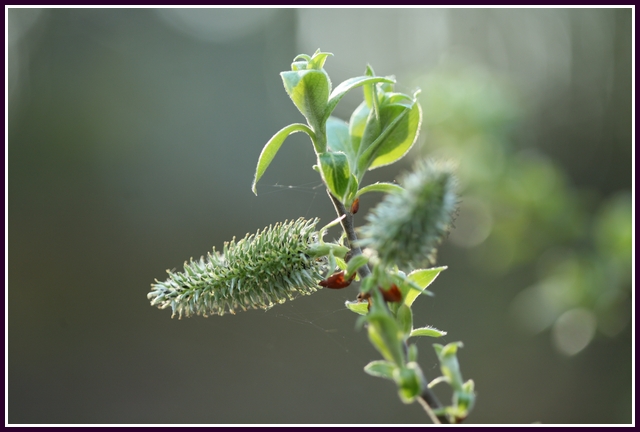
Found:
<box><xmin>148</xmin><ymin>218</ymin><xmax>327</xmax><ymax>318</ymax></box>
<box><xmin>358</xmin><ymin>159</ymin><xmax>458</xmax><ymax>270</ymax></box>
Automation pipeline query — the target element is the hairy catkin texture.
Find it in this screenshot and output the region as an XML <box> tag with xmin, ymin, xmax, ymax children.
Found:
<box><xmin>358</xmin><ymin>159</ymin><xmax>457</xmax><ymax>270</ymax></box>
<box><xmin>148</xmin><ymin>218</ymin><xmax>327</xmax><ymax>318</ymax></box>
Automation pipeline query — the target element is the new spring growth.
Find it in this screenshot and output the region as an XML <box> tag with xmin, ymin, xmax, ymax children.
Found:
<box><xmin>358</xmin><ymin>159</ymin><xmax>458</xmax><ymax>270</ymax></box>
<box><xmin>148</xmin><ymin>218</ymin><xmax>342</xmax><ymax>319</ymax></box>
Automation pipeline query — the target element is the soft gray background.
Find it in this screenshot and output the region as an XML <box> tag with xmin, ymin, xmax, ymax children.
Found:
<box><xmin>9</xmin><ymin>8</ymin><xmax>632</xmax><ymax>424</ymax></box>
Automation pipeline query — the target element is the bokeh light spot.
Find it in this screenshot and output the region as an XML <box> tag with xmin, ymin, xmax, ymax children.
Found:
<box><xmin>552</xmin><ymin>308</ymin><xmax>597</xmax><ymax>356</ymax></box>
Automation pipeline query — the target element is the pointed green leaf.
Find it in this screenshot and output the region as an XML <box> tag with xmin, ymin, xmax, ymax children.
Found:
<box><xmin>367</xmin><ymin>312</ymin><xmax>405</xmax><ymax>366</ymax></box>
<box><xmin>306</xmin><ymin>242</ymin><xmax>348</xmax><ymax>259</ymax></box>
<box><xmin>349</xmin><ymin>101</ymin><xmax>370</xmax><ymax>158</ymax></box>
<box><xmin>318</xmin><ymin>151</ymin><xmax>351</xmax><ymax>202</ymax></box>
<box><xmin>281</xmin><ymin>70</ymin><xmax>331</xmax><ymax>131</ymax></box>
<box><xmin>357</xmin><ymin>105</ymin><xmax>405</xmax><ymax>174</ymax></box>
<box><xmin>363</xmin><ymin>65</ymin><xmax>375</xmax><ymax>107</ymax></box>
<box><xmin>252</xmin><ymin>123</ymin><xmax>315</xmax><ymax>195</ymax></box>
<box><xmin>291</xmin><ymin>51</ymin><xmax>332</xmax><ymax>72</ymax></box>
<box><xmin>384</xmin><ymin>92</ymin><xmax>414</xmax><ymax>105</ymax></box>
<box><xmin>368</xmin><ymin>100</ymin><xmax>422</xmax><ymax>170</ymax></box>
<box><xmin>433</xmin><ymin>342</ymin><xmax>465</xmax><ymax>391</ymax></box>
<box><xmin>324</xmin><ymin>76</ymin><xmax>395</xmax><ymax>123</ymax></box>
<box><xmin>356</xmin><ymin>182</ymin><xmax>404</xmax><ymax>198</ymax></box>
<box><xmin>396</xmin><ymin>304</ymin><xmax>413</xmax><ymax>337</ymax></box>
<box><xmin>408</xmin><ymin>266</ymin><xmax>447</xmax><ymax>288</ymax></box>
<box><xmin>407</xmin><ymin>343</ymin><xmax>418</xmax><ymax>362</ymax></box>
<box><xmin>455</xmin><ymin>379</ymin><xmax>476</xmax><ymax>418</ymax></box>
<box><xmin>326</xmin><ymin>117</ymin><xmax>353</xmax><ymax>161</ymax></box>
<box><xmin>292</xmin><ymin>53</ymin><xmax>311</xmax><ymax>63</ymax></box>
<box><xmin>308</xmin><ymin>51</ymin><xmax>333</xmax><ymax>70</ymax></box>
<box><xmin>379</xmin><ymin>77</ymin><xmax>396</xmax><ymax>94</ymax></box>
<box><xmin>371</xmin><ymin>79</ymin><xmax>382</xmax><ymax>122</ymax></box>
<box><xmin>388</xmin><ymin>272</ymin><xmax>430</xmax><ymax>307</ymax></box>
<box><xmin>344</xmin><ymin>173</ymin><xmax>359</xmax><ymax>204</ymax></box>
<box><xmin>410</xmin><ymin>326</ymin><xmax>447</xmax><ymax>338</ymax></box>
<box><xmin>403</xmin><ymin>266</ymin><xmax>447</xmax><ymax>307</ymax></box>
<box><xmin>358</xmin><ymin>100</ymin><xmax>383</xmax><ymax>160</ymax></box>
<box><xmin>345</xmin><ymin>299</ymin><xmax>369</xmax><ymax>316</ymax></box>
<box><xmin>364</xmin><ymin>360</ymin><xmax>397</xmax><ymax>380</ymax></box>
<box><xmin>345</xmin><ymin>254</ymin><xmax>369</xmax><ymax>279</ymax></box>
<box><xmin>393</xmin><ymin>363</ymin><xmax>424</xmax><ymax>404</ymax></box>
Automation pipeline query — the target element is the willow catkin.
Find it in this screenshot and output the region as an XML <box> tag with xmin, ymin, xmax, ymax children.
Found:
<box><xmin>148</xmin><ymin>218</ymin><xmax>327</xmax><ymax>318</ymax></box>
<box><xmin>358</xmin><ymin>159</ymin><xmax>457</xmax><ymax>270</ymax></box>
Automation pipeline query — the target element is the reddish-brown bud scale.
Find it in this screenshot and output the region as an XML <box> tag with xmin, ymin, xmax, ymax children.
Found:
<box><xmin>350</xmin><ymin>198</ymin><xmax>360</xmax><ymax>215</ymax></box>
<box><xmin>357</xmin><ymin>291</ymin><xmax>372</xmax><ymax>310</ymax></box>
<box><xmin>319</xmin><ymin>271</ymin><xmax>355</xmax><ymax>289</ymax></box>
<box><xmin>356</xmin><ymin>284</ymin><xmax>403</xmax><ymax>311</ymax></box>
<box><xmin>380</xmin><ymin>284</ymin><xmax>402</xmax><ymax>303</ymax></box>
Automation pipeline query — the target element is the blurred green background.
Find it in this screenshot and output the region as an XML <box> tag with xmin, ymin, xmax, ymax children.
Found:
<box><xmin>8</xmin><ymin>8</ymin><xmax>632</xmax><ymax>424</ymax></box>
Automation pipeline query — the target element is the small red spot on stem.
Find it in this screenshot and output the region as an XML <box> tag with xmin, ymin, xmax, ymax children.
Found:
<box><xmin>350</xmin><ymin>198</ymin><xmax>360</xmax><ymax>215</ymax></box>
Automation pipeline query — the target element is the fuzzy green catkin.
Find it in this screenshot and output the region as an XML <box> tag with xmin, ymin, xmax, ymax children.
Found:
<box><xmin>358</xmin><ymin>159</ymin><xmax>457</xmax><ymax>270</ymax></box>
<box><xmin>148</xmin><ymin>218</ymin><xmax>327</xmax><ymax>318</ymax></box>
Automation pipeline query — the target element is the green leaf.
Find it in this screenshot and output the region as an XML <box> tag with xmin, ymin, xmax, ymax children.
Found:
<box><xmin>348</xmin><ymin>101</ymin><xmax>370</xmax><ymax>161</ymax></box>
<box><xmin>252</xmin><ymin>123</ymin><xmax>315</xmax><ymax>195</ymax></box>
<box><xmin>291</xmin><ymin>50</ymin><xmax>332</xmax><ymax>72</ymax></box>
<box><xmin>326</xmin><ymin>117</ymin><xmax>352</xmax><ymax>156</ymax></box>
<box><xmin>345</xmin><ymin>300</ymin><xmax>369</xmax><ymax>316</ymax></box>
<box><xmin>359</xmin><ymin>273</ymin><xmax>377</xmax><ymax>294</ymax></box>
<box><xmin>363</xmin><ymin>65</ymin><xmax>375</xmax><ymax>107</ymax></box>
<box><xmin>305</xmin><ymin>242</ymin><xmax>349</xmax><ymax>260</ymax></box>
<box><xmin>345</xmin><ymin>174</ymin><xmax>359</xmax><ymax>205</ymax></box>
<box><xmin>356</xmin><ymin>182</ymin><xmax>404</xmax><ymax>198</ymax></box>
<box><xmin>318</xmin><ymin>151</ymin><xmax>351</xmax><ymax>202</ymax></box>
<box><xmin>433</xmin><ymin>342</ymin><xmax>465</xmax><ymax>391</ymax></box>
<box><xmin>345</xmin><ymin>254</ymin><xmax>369</xmax><ymax>279</ymax></box>
<box><xmin>387</xmin><ymin>272</ymin><xmax>427</xmax><ymax>304</ymax></box>
<box><xmin>408</xmin><ymin>266</ymin><xmax>447</xmax><ymax>288</ymax></box>
<box><xmin>403</xmin><ymin>266</ymin><xmax>447</xmax><ymax>307</ymax></box>
<box><xmin>379</xmin><ymin>78</ymin><xmax>396</xmax><ymax>94</ymax></box>
<box><xmin>367</xmin><ymin>311</ymin><xmax>405</xmax><ymax>366</ymax></box>
<box><xmin>281</xmin><ymin>70</ymin><xmax>331</xmax><ymax>133</ymax></box>
<box><xmin>407</xmin><ymin>343</ymin><xmax>418</xmax><ymax>362</ymax></box>
<box><xmin>393</xmin><ymin>363</ymin><xmax>424</xmax><ymax>404</ymax></box>
<box><xmin>396</xmin><ymin>304</ymin><xmax>413</xmax><ymax>337</ymax></box>
<box><xmin>308</xmin><ymin>50</ymin><xmax>333</xmax><ymax>70</ymax></box>
<box><xmin>410</xmin><ymin>326</ymin><xmax>447</xmax><ymax>338</ymax></box>
<box><xmin>324</xmin><ymin>76</ymin><xmax>395</xmax><ymax>124</ymax></box>
<box><xmin>364</xmin><ymin>360</ymin><xmax>396</xmax><ymax>380</ymax></box>
<box><xmin>357</xmin><ymin>104</ymin><xmax>383</xmax><ymax>167</ymax></box>
<box><xmin>384</xmin><ymin>92</ymin><xmax>414</xmax><ymax>105</ymax></box>
<box><xmin>455</xmin><ymin>379</ymin><xmax>476</xmax><ymax>418</ymax></box>
<box><xmin>327</xmin><ymin>118</ymin><xmax>359</xmax><ymax>189</ymax></box>
<box><xmin>367</xmin><ymin>100</ymin><xmax>422</xmax><ymax>170</ymax></box>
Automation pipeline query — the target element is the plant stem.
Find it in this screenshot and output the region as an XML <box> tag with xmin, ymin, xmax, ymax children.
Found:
<box><xmin>326</xmin><ymin>190</ymin><xmax>370</xmax><ymax>279</ymax></box>
<box><xmin>416</xmin><ymin>396</ymin><xmax>444</xmax><ymax>424</ymax></box>
<box><xmin>326</xmin><ymin>189</ymin><xmax>450</xmax><ymax>424</ymax></box>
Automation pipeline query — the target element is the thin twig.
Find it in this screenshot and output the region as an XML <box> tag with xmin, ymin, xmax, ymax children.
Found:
<box><xmin>326</xmin><ymin>190</ymin><xmax>370</xmax><ymax>279</ymax></box>
<box><xmin>416</xmin><ymin>396</ymin><xmax>443</xmax><ymax>424</ymax></box>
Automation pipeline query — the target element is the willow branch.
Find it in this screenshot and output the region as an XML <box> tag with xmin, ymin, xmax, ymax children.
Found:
<box><xmin>326</xmin><ymin>189</ymin><xmax>450</xmax><ymax>424</ymax></box>
<box><xmin>326</xmin><ymin>190</ymin><xmax>370</xmax><ymax>279</ymax></box>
